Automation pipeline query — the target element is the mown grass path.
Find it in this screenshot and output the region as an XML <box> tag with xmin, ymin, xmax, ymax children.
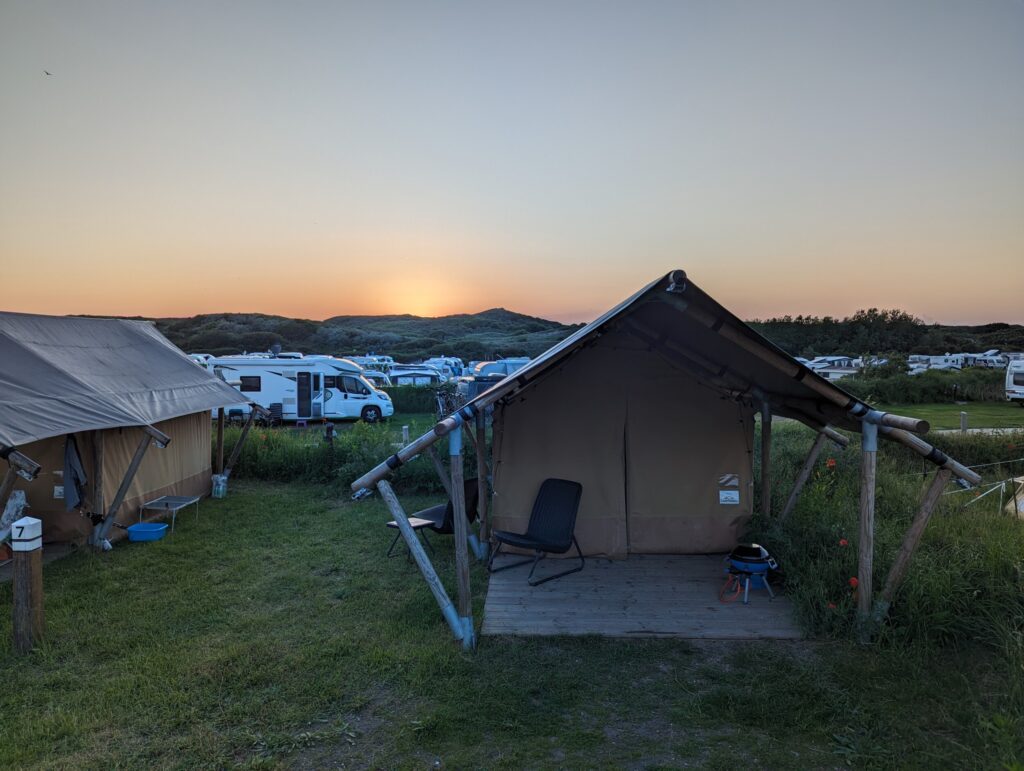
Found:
<box><xmin>0</xmin><ymin>481</ymin><xmax>1021</xmax><ymax>768</ymax></box>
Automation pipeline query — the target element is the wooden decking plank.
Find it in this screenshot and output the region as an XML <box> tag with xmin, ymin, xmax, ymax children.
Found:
<box><xmin>482</xmin><ymin>554</ymin><xmax>802</xmax><ymax>640</ymax></box>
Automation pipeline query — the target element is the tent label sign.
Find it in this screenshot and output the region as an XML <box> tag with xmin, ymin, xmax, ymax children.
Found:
<box><xmin>53</xmin><ymin>485</ymin><xmax>64</xmax><ymax>499</ymax></box>
<box><xmin>719</xmin><ymin>490</ymin><xmax>740</xmax><ymax>505</ymax></box>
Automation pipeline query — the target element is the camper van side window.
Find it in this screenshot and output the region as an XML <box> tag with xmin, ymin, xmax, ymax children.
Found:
<box><xmin>343</xmin><ymin>376</ymin><xmax>370</xmax><ymax>395</ymax></box>
<box><xmin>323</xmin><ymin>376</ymin><xmax>337</xmax><ymax>389</ymax></box>
<box><xmin>239</xmin><ymin>376</ymin><xmax>261</xmax><ymax>392</ymax></box>
<box><xmin>1014</xmin><ymin>373</ymin><xmax>1024</xmax><ymax>386</ymax></box>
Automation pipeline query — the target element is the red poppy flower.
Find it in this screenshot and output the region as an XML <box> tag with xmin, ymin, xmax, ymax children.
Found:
<box><xmin>848</xmin><ymin>576</ymin><xmax>859</xmax><ymax>589</ymax></box>
<box><xmin>839</xmin><ymin>538</ymin><xmax>849</xmax><ymax>547</ymax></box>
<box><xmin>826</xmin><ymin>458</ymin><xmax>837</xmax><ymax>470</ymax></box>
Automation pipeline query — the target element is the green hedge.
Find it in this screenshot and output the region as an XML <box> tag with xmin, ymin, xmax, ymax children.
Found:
<box><xmin>842</xmin><ymin>367</ymin><xmax>1005</xmax><ymax>404</ymax></box>
<box><xmin>383</xmin><ymin>385</ymin><xmax>441</xmax><ymax>414</ymax></box>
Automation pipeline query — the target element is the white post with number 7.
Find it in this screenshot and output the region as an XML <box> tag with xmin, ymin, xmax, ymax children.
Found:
<box><xmin>11</xmin><ymin>516</ymin><xmax>44</xmax><ymax>654</ymax></box>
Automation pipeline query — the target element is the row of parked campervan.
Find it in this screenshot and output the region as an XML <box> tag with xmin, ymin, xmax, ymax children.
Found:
<box><xmin>189</xmin><ymin>351</ymin><xmax>536</xmax><ymax>423</ymax></box>
<box><xmin>191</xmin><ymin>354</ymin><xmax>395</xmax><ymax>423</ymax></box>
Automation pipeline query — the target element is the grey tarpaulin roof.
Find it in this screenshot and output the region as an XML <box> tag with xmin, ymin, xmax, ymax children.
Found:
<box><xmin>0</xmin><ymin>312</ymin><xmax>247</xmax><ymax>448</ymax></box>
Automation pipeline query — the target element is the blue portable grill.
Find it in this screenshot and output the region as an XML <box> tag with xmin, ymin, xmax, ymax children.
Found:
<box><xmin>723</xmin><ymin>543</ymin><xmax>778</xmax><ymax>603</ymax></box>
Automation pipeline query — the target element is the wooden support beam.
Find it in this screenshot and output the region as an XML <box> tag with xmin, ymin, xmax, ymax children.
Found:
<box><xmin>223</xmin><ymin>408</ymin><xmax>258</xmax><ymax>478</ymax></box>
<box><xmin>93</xmin><ymin>430</ymin><xmax>104</xmax><ymax>518</ymax></box>
<box><xmin>215</xmin><ymin>408</ymin><xmax>225</xmax><ymax>475</ymax></box>
<box><xmin>427</xmin><ymin>446</ymin><xmax>453</xmax><ymax>499</ymax></box>
<box><xmin>879</xmin><ymin>426</ymin><xmax>981</xmax><ymax>485</ymax></box>
<box><xmin>376</xmin><ymin>479</ymin><xmax>465</xmax><ymax>642</ymax></box>
<box><xmin>92</xmin><ymin>431</ymin><xmax>154</xmax><ymax>545</ymax></box>
<box><xmin>475</xmin><ymin>412</ymin><xmax>490</xmax><ymax>543</ymax></box>
<box><xmin>760</xmin><ymin>401</ymin><xmax>772</xmax><ymax>518</ymax></box>
<box><xmin>857</xmin><ymin>422</ymin><xmax>878</xmax><ymax>638</ymax></box>
<box><xmin>11</xmin><ymin>516</ymin><xmax>44</xmax><ymax>654</ymax></box>
<box><xmin>875</xmin><ymin>468</ymin><xmax>952</xmax><ymax>621</ymax></box>
<box><xmin>778</xmin><ymin>432</ymin><xmax>828</xmax><ymax>523</ymax></box>
<box><xmin>449</xmin><ymin>430</ymin><xmax>474</xmax><ymax>648</ymax></box>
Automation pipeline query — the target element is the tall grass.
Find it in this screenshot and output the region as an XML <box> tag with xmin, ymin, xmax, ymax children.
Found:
<box><xmin>218</xmin><ymin>421</ymin><xmax>447</xmax><ymax>494</ymax></box>
<box><xmin>752</xmin><ymin>423</ymin><xmax>1024</xmax><ymax>741</ymax></box>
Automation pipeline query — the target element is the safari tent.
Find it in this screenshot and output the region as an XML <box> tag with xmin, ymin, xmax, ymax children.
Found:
<box><xmin>353</xmin><ymin>270</ymin><xmax>980</xmax><ymax>646</ymax></box>
<box><xmin>0</xmin><ymin>312</ymin><xmax>248</xmax><ymax>546</ymax></box>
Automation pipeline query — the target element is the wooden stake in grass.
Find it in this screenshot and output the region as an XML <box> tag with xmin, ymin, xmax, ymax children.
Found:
<box><xmin>779</xmin><ymin>432</ymin><xmax>828</xmax><ymax>524</ymax></box>
<box><xmin>857</xmin><ymin>422</ymin><xmax>878</xmax><ymax>640</ymax></box>
<box><xmin>11</xmin><ymin>516</ymin><xmax>44</xmax><ymax>654</ymax></box>
<box><xmin>449</xmin><ymin>429</ymin><xmax>475</xmax><ymax>648</ymax></box>
<box><xmin>427</xmin><ymin>446</ymin><xmax>453</xmax><ymax>499</ymax></box>
<box><xmin>875</xmin><ymin>468</ymin><xmax>952</xmax><ymax>621</ymax></box>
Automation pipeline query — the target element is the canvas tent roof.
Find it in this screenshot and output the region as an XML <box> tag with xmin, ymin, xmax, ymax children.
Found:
<box><xmin>0</xmin><ymin>312</ymin><xmax>246</xmax><ymax>449</ymax></box>
<box><xmin>465</xmin><ymin>270</ymin><xmax>885</xmax><ymax>434</ymax></box>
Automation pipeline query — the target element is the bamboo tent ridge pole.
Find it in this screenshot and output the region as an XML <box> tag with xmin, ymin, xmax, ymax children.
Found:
<box><xmin>779</xmin><ymin>432</ymin><xmax>828</xmax><ymax>523</ymax></box>
<box><xmin>878</xmin><ymin>426</ymin><xmax>981</xmax><ymax>485</ymax></box>
<box><xmin>449</xmin><ymin>430</ymin><xmax>475</xmax><ymax>649</ymax></box>
<box><xmin>376</xmin><ymin>480</ymin><xmax>465</xmax><ymax>643</ymax></box>
<box><xmin>875</xmin><ymin>468</ymin><xmax>952</xmax><ymax>621</ymax></box>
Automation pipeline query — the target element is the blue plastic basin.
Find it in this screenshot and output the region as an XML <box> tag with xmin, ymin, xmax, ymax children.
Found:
<box><xmin>127</xmin><ymin>523</ymin><xmax>168</xmax><ymax>542</ymax></box>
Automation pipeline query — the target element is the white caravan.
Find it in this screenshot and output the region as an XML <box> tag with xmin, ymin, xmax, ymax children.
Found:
<box><xmin>204</xmin><ymin>354</ymin><xmax>394</xmax><ymax>422</ymax></box>
<box><xmin>1007</xmin><ymin>361</ymin><xmax>1024</xmax><ymax>405</ymax></box>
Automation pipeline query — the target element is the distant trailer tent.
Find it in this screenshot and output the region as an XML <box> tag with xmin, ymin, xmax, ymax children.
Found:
<box><xmin>352</xmin><ymin>269</ymin><xmax>980</xmax><ymax>647</ymax></box>
<box><xmin>0</xmin><ymin>313</ymin><xmax>250</xmax><ymax>547</ymax></box>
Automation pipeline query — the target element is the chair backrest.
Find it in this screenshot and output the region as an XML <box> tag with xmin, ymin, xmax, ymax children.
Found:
<box><xmin>525</xmin><ymin>478</ymin><xmax>583</xmax><ymax>551</ymax></box>
<box><xmin>436</xmin><ymin>478</ymin><xmax>480</xmax><ymax>534</ymax></box>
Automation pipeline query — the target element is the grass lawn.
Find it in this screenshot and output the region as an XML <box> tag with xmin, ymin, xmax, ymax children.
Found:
<box><xmin>875</xmin><ymin>401</ymin><xmax>1024</xmax><ymax>430</ymax></box>
<box><xmin>1</xmin><ymin>481</ymin><xmax>1021</xmax><ymax>768</ymax></box>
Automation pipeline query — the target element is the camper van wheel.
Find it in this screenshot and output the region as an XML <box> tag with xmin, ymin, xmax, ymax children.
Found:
<box><xmin>361</xmin><ymin>406</ymin><xmax>382</xmax><ymax>423</ymax></box>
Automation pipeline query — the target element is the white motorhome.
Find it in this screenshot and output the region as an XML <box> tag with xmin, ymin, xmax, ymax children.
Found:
<box><xmin>388</xmin><ymin>364</ymin><xmax>445</xmax><ymax>386</ymax></box>
<box><xmin>421</xmin><ymin>356</ymin><xmax>464</xmax><ymax>379</ymax></box>
<box><xmin>203</xmin><ymin>354</ymin><xmax>394</xmax><ymax>422</ymax></box>
<box><xmin>1007</xmin><ymin>361</ymin><xmax>1024</xmax><ymax>405</ymax></box>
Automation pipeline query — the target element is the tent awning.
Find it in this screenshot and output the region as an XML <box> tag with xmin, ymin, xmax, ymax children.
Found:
<box><xmin>0</xmin><ymin>312</ymin><xmax>247</xmax><ymax>448</ymax></box>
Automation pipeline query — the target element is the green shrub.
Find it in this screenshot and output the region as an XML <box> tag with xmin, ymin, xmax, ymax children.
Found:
<box><xmin>384</xmin><ymin>385</ymin><xmax>441</xmax><ymax>413</ymax></box>
<box><xmin>843</xmin><ymin>367</ymin><xmax>1005</xmax><ymax>404</ymax></box>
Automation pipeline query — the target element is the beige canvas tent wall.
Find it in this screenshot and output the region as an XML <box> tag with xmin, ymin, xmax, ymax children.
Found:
<box><xmin>0</xmin><ymin>312</ymin><xmax>247</xmax><ymax>544</ymax></box>
<box><xmin>491</xmin><ymin>328</ymin><xmax>756</xmax><ymax>557</ymax></box>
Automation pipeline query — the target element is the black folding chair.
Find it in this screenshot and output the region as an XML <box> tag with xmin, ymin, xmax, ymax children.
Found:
<box><xmin>385</xmin><ymin>479</ymin><xmax>479</xmax><ymax>558</ymax></box>
<box><xmin>487</xmin><ymin>478</ymin><xmax>584</xmax><ymax>585</ymax></box>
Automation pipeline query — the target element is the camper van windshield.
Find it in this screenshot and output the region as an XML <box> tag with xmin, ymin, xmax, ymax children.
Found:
<box><xmin>343</xmin><ymin>376</ymin><xmax>370</xmax><ymax>395</ymax></box>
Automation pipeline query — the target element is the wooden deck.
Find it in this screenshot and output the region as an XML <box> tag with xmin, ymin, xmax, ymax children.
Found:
<box><xmin>482</xmin><ymin>554</ymin><xmax>803</xmax><ymax>639</ymax></box>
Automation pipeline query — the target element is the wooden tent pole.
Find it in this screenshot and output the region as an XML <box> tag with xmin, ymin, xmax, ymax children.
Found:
<box><xmin>878</xmin><ymin>426</ymin><xmax>981</xmax><ymax>485</ymax></box>
<box><xmin>875</xmin><ymin>469</ymin><xmax>952</xmax><ymax>620</ymax></box>
<box><xmin>778</xmin><ymin>432</ymin><xmax>828</xmax><ymax>523</ymax></box>
<box><xmin>92</xmin><ymin>434</ymin><xmax>153</xmax><ymax>545</ymax></box>
<box><xmin>215</xmin><ymin>408</ymin><xmax>225</xmax><ymax>475</ymax></box>
<box><xmin>223</xmin><ymin>405</ymin><xmax>267</xmax><ymax>478</ymax></box>
<box><xmin>92</xmin><ymin>430</ymin><xmax>104</xmax><ymax>518</ymax></box>
<box><xmin>857</xmin><ymin>421</ymin><xmax>878</xmax><ymax>639</ymax></box>
<box><xmin>449</xmin><ymin>429</ymin><xmax>475</xmax><ymax>648</ymax></box>
<box><xmin>376</xmin><ymin>480</ymin><xmax>465</xmax><ymax>643</ymax></box>
<box><xmin>760</xmin><ymin>402</ymin><xmax>772</xmax><ymax>517</ymax></box>
<box><xmin>475</xmin><ymin>412</ymin><xmax>490</xmax><ymax>544</ymax></box>
<box><xmin>427</xmin><ymin>446</ymin><xmax>453</xmax><ymax>498</ymax></box>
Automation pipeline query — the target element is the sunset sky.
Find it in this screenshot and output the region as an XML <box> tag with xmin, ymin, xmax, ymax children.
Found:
<box><xmin>1</xmin><ymin>1</ymin><xmax>1021</xmax><ymax>324</ymax></box>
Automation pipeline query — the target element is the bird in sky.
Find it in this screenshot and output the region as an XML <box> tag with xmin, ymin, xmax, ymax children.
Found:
<box><xmin>43</xmin><ymin>70</ymin><xmax>52</xmax><ymax>76</ymax></box>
